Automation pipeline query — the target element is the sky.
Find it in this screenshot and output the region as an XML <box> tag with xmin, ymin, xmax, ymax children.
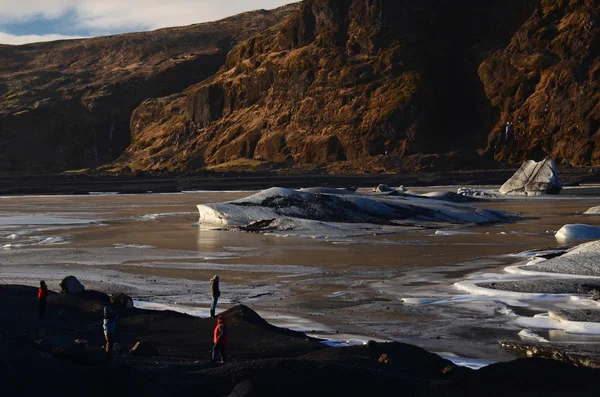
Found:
<box><xmin>0</xmin><ymin>0</ymin><xmax>295</xmax><ymax>45</ymax></box>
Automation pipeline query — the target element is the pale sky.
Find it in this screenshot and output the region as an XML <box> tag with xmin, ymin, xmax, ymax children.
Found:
<box><xmin>0</xmin><ymin>0</ymin><xmax>295</xmax><ymax>45</ymax></box>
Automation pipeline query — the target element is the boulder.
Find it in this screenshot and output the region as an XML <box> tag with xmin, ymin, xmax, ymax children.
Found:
<box><xmin>59</xmin><ymin>276</ymin><xmax>85</xmax><ymax>294</ymax></box>
<box><xmin>227</xmin><ymin>380</ymin><xmax>256</xmax><ymax>397</ymax></box>
<box><xmin>499</xmin><ymin>158</ymin><xmax>562</xmax><ymax>196</ymax></box>
<box><xmin>130</xmin><ymin>341</ymin><xmax>159</xmax><ymax>357</ymax></box>
<box><xmin>110</xmin><ymin>293</ymin><xmax>134</xmax><ymax>309</ymax></box>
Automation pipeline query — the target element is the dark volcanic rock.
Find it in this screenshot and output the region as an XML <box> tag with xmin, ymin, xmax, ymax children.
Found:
<box><xmin>500</xmin><ymin>340</ymin><xmax>600</xmax><ymax>368</ymax></box>
<box><xmin>59</xmin><ymin>275</ymin><xmax>85</xmax><ymax>294</ymax></box>
<box><xmin>2</xmin><ymin>285</ymin><xmax>600</xmax><ymax>397</ymax></box>
<box><xmin>0</xmin><ymin>5</ymin><xmax>297</xmax><ymax>173</ymax></box>
<box><xmin>110</xmin><ymin>292</ymin><xmax>134</xmax><ymax>309</ymax></box>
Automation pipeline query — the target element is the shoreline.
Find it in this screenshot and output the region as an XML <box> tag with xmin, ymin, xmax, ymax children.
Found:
<box><xmin>1</xmin><ymin>167</ymin><xmax>598</xmax><ymax>196</ymax></box>
<box><xmin>2</xmin><ymin>283</ymin><xmax>599</xmax><ymax>397</ymax></box>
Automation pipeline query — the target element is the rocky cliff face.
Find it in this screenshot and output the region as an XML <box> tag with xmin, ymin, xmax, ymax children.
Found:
<box><xmin>124</xmin><ymin>0</ymin><xmax>547</xmax><ymax>172</ymax></box>
<box><xmin>479</xmin><ymin>0</ymin><xmax>600</xmax><ymax>166</ymax></box>
<box><xmin>0</xmin><ymin>5</ymin><xmax>297</xmax><ymax>172</ymax></box>
<box><xmin>4</xmin><ymin>0</ymin><xmax>599</xmax><ymax>174</ymax></box>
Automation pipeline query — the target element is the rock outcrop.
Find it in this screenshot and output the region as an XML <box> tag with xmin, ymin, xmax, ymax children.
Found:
<box><xmin>0</xmin><ymin>5</ymin><xmax>297</xmax><ymax>173</ymax></box>
<box><xmin>123</xmin><ymin>0</ymin><xmax>600</xmax><ymax>173</ymax></box>
<box><xmin>4</xmin><ymin>0</ymin><xmax>600</xmax><ymax>174</ymax></box>
<box><xmin>480</xmin><ymin>0</ymin><xmax>600</xmax><ymax>166</ymax></box>
<box><xmin>124</xmin><ymin>0</ymin><xmax>534</xmax><ymax>172</ymax></box>
<box><xmin>110</xmin><ymin>293</ymin><xmax>134</xmax><ymax>309</ymax></box>
<box><xmin>59</xmin><ymin>276</ymin><xmax>85</xmax><ymax>294</ymax></box>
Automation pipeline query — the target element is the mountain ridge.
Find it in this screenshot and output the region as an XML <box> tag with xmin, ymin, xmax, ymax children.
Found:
<box><xmin>2</xmin><ymin>0</ymin><xmax>600</xmax><ymax>175</ymax></box>
<box><xmin>0</xmin><ymin>4</ymin><xmax>298</xmax><ymax>172</ymax></box>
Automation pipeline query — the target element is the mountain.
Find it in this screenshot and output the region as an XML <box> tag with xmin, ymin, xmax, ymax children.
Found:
<box><xmin>2</xmin><ymin>0</ymin><xmax>599</xmax><ymax>175</ymax></box>
<box><xmin>0</xmin><ymin>4</ymin><xmax>298</xmax><ymax>172</ymax></box>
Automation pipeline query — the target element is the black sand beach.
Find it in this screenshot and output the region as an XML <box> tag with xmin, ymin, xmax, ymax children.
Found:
<box><xmin>2</xmin><ymin>284</ymin><xmax>600</xmax><ymax>397</ymax></box>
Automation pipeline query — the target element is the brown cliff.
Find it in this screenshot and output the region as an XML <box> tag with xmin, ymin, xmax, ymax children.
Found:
<box><xmin>4</xmin><ymin>0</ymin><xmax>600</xmax><ymax>175</ymax></box>
<box><xmin>479</xmin><ymin>0</ymin><xmax>600</xmax><ymax>166</ymax></box>
<box><xmin>123</xmin><ymin>0</ymin><xmax>544</xmax><ymax>173</ymax></box>
<box><xmin>0</xmin><ymin>4</ymin><xmax>297</xmax><ymax>172</ymax></box>
<box><xmin>125</xmin><ymin>0</ymin><xmax>600</xmax><ymax>173</ymax></box>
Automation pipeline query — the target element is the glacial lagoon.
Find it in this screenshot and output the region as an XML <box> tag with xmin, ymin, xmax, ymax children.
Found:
<box><xmin>2</xmin><ymin>185</ymin><xmax>600</xmax><ymax>364</ymax></box>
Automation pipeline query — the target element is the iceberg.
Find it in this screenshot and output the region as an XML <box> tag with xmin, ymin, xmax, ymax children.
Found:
<box><xmin>584</xmin><ymin>206</ymin><xmax>600</xmax><ymax>215</ymax></box>
<box><xmin>197</xmin><ymin>187</ymin><xmax>514</xmax><ymax>236</ymax></box>
<box><xmin>499</xmin><ymin>158</ymin><xmax>562</xmax><ymax>196</ymax></box>
<box><xmin>555</xmin><ymin>224</ymin><xmax>600</xmax><ymax>240</ymax></box>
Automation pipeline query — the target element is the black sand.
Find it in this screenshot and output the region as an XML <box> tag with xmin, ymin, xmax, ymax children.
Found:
<box><xmin>2</xmin><ymin>285</ymin><xmax>600</xmax><ymax>396</ymax></box>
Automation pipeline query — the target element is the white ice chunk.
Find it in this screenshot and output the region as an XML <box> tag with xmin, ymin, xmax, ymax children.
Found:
<box><xmin>555</xmin><ymin>224</ymin><xmax>600</xmax><ymax>240</ymax></box>
<box><xmin>518</xmin><ymin>329</ymin><xmax>549</xmax><ymax>343</ymax></box>
<box><xmin>584</xmin><ymin>206</ymin><xmax>600</xmax><ymax>215</ymax></box>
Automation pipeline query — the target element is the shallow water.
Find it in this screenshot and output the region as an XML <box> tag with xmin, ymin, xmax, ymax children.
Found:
<box><xmin>1</xmin><ymin>186</ymin><xmax>600</xmax><ymax>362</ymax></box>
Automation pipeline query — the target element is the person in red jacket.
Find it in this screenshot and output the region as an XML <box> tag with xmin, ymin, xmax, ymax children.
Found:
<box><xmin>37</xmin><ymin>280</ymin><xmax>48</xmax><ymax>318</ymax></box>
<box><xmin>212</xmin><ymin>315</ymin><xmax>227</xmax><ymax>363</ymax></box>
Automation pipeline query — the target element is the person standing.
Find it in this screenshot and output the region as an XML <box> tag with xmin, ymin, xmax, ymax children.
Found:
<box><xmin>37</xmin><ymin>280</ymin><xmax>48</xmax><ymax>318</ymax></box>
<box><xmin>212</xmin><ymin>315</ymin><xmax>227</xmax><ymax>363</ymax></box>
<box><xmin>103</xmin><ymin>300</ymin><xmax>120</xmax><ymax>359</ymax></box>
<box><xmin>210</xmin><ymin>275</ymin><xmax>220</xmax><ymax>318</ymax></box>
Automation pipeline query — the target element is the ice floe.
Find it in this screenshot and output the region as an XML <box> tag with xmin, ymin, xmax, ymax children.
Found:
<box><xmin>449</xmin><ymin>239</ymin><xmax>600</xmax><ymax>340</ymax></box>
<box><xmin>197</xmin><ymin>187</ymin><xmax>514</xmax><ymax>237</ymax></box>
<box><xmin>510</xmin><ymin>240</ymin><xmax>600</xmax><ymax>277</ymax></box>
<box><xmin>555</xmin><ymin>224</ymin><xmax>600</xmax><ymax>240</ymax></box>
<box><xmin>518</xmin><ymin>329</ymin><xmax>549</xmax><ymax>343</ymax></box>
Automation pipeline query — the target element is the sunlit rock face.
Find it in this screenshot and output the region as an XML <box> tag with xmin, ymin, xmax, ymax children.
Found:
<box><xmin>6</xmin><ymin>0</ymin><xmax>599</xmax><ymax>174</ymax></box>
<box><xmin>127</xmin><ymin>0</ymin><xmax>600</xmax><ymax>173</ymax></box>
<box><xmin>0</xmin><ymin>5</ymin><xmax>297</xmax><ymax>172</ymax></box>
<box><xmin>499</xmin><ymin>158</ymin><xmax>561</xmax><ymax>196</ymax></box>
<box><xmin>479</xmin><ymin>0</ymin><xmax>600</xmax><ymax>167</ymax></box>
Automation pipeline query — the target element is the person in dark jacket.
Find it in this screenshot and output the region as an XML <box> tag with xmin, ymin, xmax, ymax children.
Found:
<box><xmin>210</xmin><ymin>275</ymin><xmax>220</xmax><ymax>318</ymax></box>
<box><xmin>37</xmin><ymin>280</ymin><xmax>48</xmax><ymax>317</ymax></box>
<box><xmin>103</xmin><ymin>300</ymin><xmax>121</xmax><ymax>359</ymax></box>
<box><xmin>212</xmin><ymin>315</ymin><xmax>227</xmax><ymax>363</ymax></box>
